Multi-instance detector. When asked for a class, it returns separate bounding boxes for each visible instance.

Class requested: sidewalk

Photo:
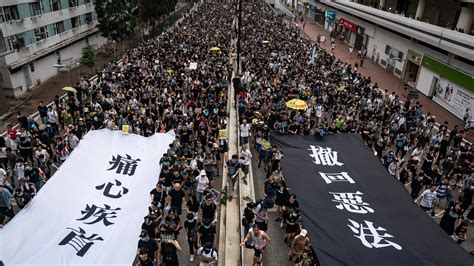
[0,38,134,133]
[298,19,474,143]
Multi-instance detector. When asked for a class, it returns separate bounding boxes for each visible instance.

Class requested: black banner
[273,133,472,265]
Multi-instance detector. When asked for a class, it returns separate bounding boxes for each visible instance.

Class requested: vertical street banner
[272,133,472,266]
[0,129,175,265]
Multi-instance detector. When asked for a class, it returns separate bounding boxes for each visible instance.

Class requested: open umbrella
[285,99,308,110]
[62,86,77,93]
[209,47,221,51]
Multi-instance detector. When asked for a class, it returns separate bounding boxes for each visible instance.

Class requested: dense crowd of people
[0,0,235,264]
[234,1,473,264]
[0,0,472,264]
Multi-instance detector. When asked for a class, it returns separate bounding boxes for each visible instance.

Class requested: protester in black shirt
[159,166,173,193]
[136,247,153,266]
[149,183,166,209]
[199,195,217,223]
[198,218,216,246]
[171,170,184,187]
[160,239,181,266]
[168,183,185,216]
[184,212,199,262]
[137,231,158,263]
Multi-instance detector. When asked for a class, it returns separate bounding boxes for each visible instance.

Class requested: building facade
[305,0,473,120]
[0,0,107,97]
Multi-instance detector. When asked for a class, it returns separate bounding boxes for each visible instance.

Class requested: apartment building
[0,0,107,97]
[291,0,473,120]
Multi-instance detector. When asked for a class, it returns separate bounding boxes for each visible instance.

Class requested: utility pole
[137,0,143,43]
[236,0,242,74]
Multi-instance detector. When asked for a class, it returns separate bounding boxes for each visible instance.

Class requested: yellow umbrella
[209,47,221,51]
[286,99,308,110]
[62,86,77,93]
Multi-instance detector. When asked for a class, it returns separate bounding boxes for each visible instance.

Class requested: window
[34,26,48,41]
[29,2,43,16]
[3,6,20,21]
[0,9,5,23]
[84,0,92,3]
[85,13,93,23]
[11,35,26,50]
[68,0,78,8]
[0,34,7,53]
[51,0,61,11]
[71,16,80,28]
[54,21,65,34]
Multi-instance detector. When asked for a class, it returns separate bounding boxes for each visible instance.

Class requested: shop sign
[326,10,335,20]
[339,18,358,32]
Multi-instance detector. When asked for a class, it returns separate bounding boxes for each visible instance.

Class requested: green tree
[80,46,96,74]
[95,0,137,42]
[141,0,178,25]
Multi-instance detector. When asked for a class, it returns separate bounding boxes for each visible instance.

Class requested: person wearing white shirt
[34,147,49,163]
[240,144,252,184]
[196,170,209,203]
[240,120,251,145]
[68,132,80,150]
[47,106,58,132]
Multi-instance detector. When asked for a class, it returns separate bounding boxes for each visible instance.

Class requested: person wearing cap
[290,229,310,263]
[225,154,241,201]
[196,170,209,203]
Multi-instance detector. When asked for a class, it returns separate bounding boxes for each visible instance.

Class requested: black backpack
[162,242,175,262]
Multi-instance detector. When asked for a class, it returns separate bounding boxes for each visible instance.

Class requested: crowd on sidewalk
[233,1,473,264]
[0,0,236,264]
[1,0,473,264]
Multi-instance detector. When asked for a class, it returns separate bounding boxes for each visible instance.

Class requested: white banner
[0,129,174,265]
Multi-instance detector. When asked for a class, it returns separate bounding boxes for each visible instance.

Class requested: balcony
[2,21,99,69]
[321,1,474,61]
[0,4,95,37]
